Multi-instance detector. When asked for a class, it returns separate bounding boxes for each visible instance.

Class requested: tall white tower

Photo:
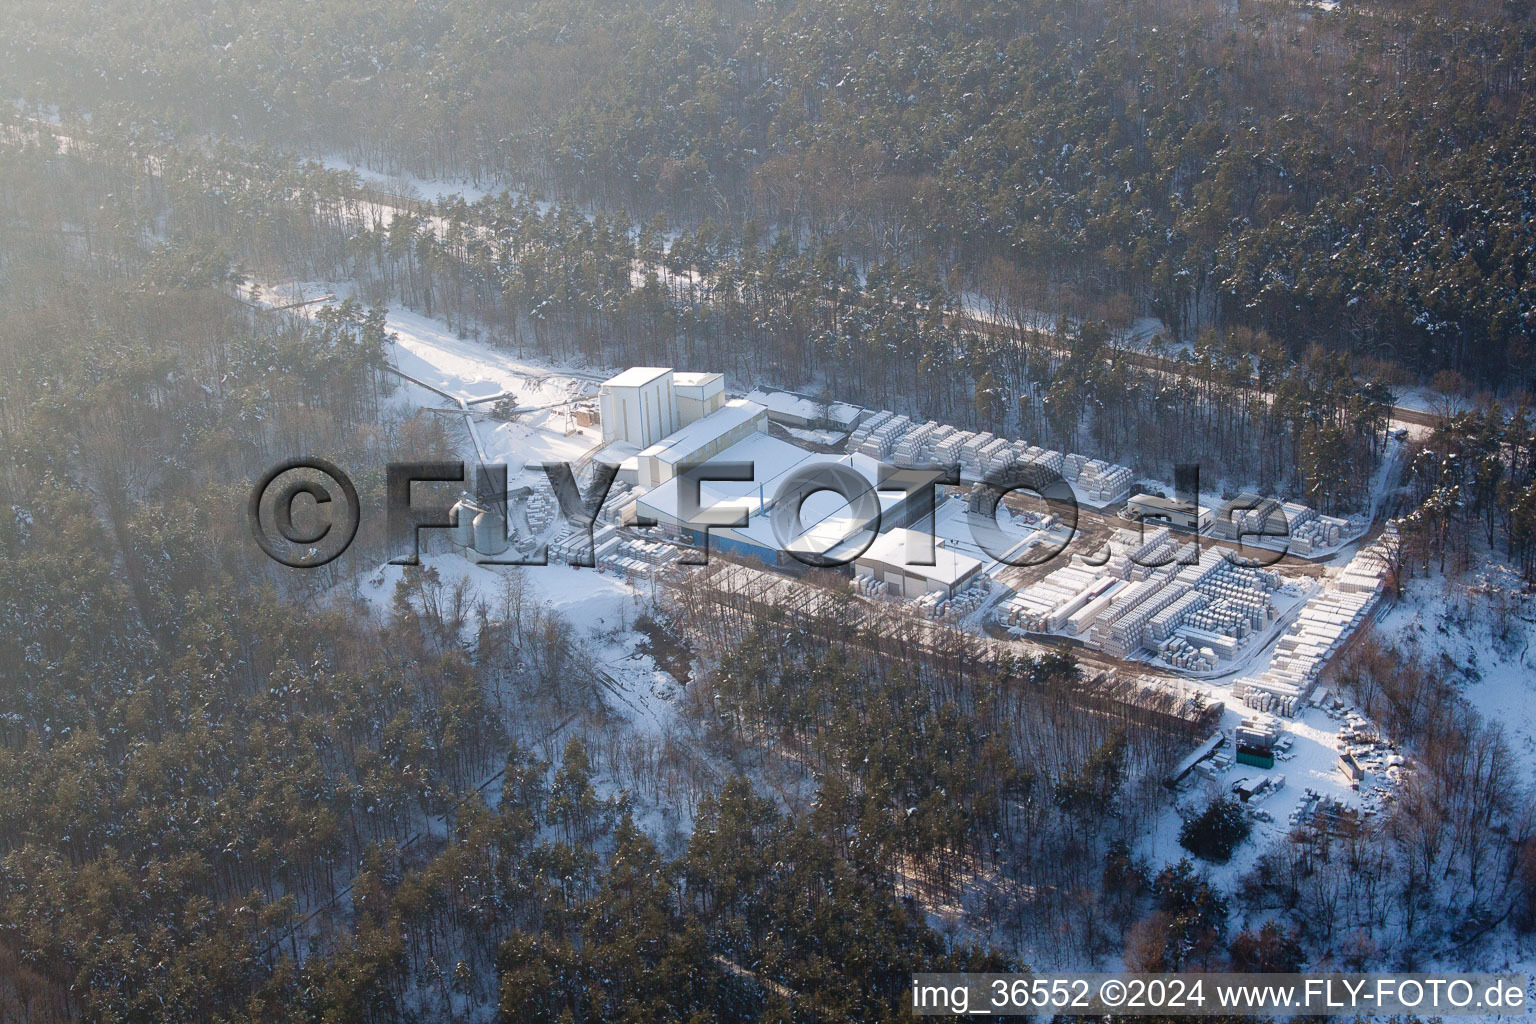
[598,367,677,447]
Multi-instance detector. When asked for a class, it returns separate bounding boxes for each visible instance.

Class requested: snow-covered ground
[1375,564,1536,785]
[350,552,679,735]
[317,154,499,204]
[1395,385,1472,418]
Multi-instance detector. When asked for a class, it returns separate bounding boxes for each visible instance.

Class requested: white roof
[635,434,905,530]
[637,399,765,465]
[746,388,823,420]
[602,366,672,389]
[856,528,985,586]
[592,440,640,465]
[672,371,723,389]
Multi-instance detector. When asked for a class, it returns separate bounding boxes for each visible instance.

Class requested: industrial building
[744,387,864,432]
[596,366,770,489]
[672,372,727,423]
[598,367,678,448]
[634,399,769,489]
[1126,493,1213,532]
[632,432,925,568]
[854,528,985,598]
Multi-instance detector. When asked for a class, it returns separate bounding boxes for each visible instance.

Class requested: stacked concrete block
[857,414,913,459]
[892,421,941,467]
[847,410,894,450]
[1149,590,1209,641]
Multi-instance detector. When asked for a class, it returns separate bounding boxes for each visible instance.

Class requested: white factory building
[599,367,678,448]
[1126,493,1213,532]
[594,365,998,597]
[597,367,765,488]
[635,400,768,489]
[853,528,985,598]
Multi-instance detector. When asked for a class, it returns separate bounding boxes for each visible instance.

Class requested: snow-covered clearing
[1375,563,1536,786]
[317,153,498,204]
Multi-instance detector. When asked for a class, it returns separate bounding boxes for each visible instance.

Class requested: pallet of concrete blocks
[525,487,558,532]
[1283,502,1347,554]
[1095,552,1133,580]
[1236,712,1281,751]
[932,430,971,465]
[1103,576,1193,658]
[1061,452,1087,481]
[1003,567,1107,631]
[1236,675,1302,717]
[857,414,913,459]
[548,523,617,564]
[1174,625,1238,660]
[620,538,678,567]
[1335,536,1393,594]
[852,573,884,597]
[1088,576,1167,649]
[613,556,655,580]
[1075,459,1125,503]
[1159,635,1218,671]
[980,438,1018,477]
[941,585,988,621]
[892,422,941,467]
[959,432,996,475]
[911,591,945,618]
[1127,527,1177,579]
[1066,581,1124,635]
[847,409,894,450]
[1184,601,1255,640]
[595,481,632,524]
[1149,590,1209,641]
[1023,446,1065,476]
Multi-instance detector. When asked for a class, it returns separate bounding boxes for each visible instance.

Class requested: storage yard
[410,360,1396,733]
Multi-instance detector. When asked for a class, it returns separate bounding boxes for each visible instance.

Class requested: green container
[1236,749,1275,770]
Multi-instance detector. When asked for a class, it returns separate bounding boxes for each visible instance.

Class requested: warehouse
[854,529,985,599]
[633,433,926,566]
[634,399,769,488]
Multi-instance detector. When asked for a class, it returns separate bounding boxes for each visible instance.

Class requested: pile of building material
[546,523,681,578]
[525,488,558,534]
[1020,445,1065,476]
[1069,458,1135,505]
[1209,494,1355,554]
[1235,713,1282,768]
[1096,567,1214,658]
[842,411,1132,502]
[852,572,886,598]
[1208,493,1283,542]
[854,414,913,459]
[1003,523,1282,666]
[847,410,893,447]
[1149,591,1210,642]
[1336,521,1398,593]
[1279,502,1352,554]
[915,577,992,621]
[548,523,618,564]
[893,422,950,467]
[593,480,633,525]
[1183,563,1279,636]
[1233,531,1393,715]
[1001,566,1120,632]
[1157,635,1219,671]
